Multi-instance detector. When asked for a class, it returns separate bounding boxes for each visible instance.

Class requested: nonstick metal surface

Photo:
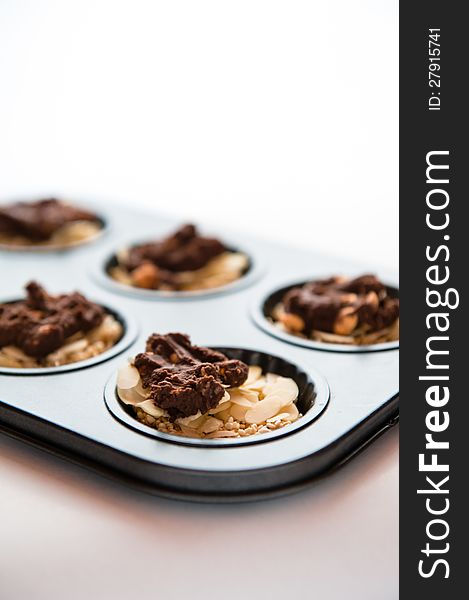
[0,201,399,500]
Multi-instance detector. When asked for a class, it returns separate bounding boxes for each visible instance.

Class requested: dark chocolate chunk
[0,198,99,241]
[283,287,343,333]
[134,333,249,418]
[336,274,387,297]
[0,282,105,358]
[125,224,226,274]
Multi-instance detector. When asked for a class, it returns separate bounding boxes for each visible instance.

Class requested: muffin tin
[0,201,399,501]
[92,235,264,300]
[252,279,400,353]
[105,347,330,447]
[0,201,108,252]
[0,299,138,375]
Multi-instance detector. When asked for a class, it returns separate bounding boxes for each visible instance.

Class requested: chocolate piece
[356,296,399,331]
[336,274,387,297]
[282,275,399,335]
[283,288,343,333]
[134,333,249,418]
[125,224,226,274]
[0,198,99,241]
[0,282,105,358]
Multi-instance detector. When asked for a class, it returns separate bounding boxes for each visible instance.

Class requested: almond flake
[245,396,282,424]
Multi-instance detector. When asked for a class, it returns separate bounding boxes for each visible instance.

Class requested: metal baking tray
[0,201,399,501]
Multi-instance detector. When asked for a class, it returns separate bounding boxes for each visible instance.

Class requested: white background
[0,2,398,599]
[0,0,398,270]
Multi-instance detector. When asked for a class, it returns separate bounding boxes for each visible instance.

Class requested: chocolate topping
[0,198,99,241]
[134,333,249,418]
[336,274,387,297]
[283,275,399,335]
[0,282,105,358]
[125,224,226,274]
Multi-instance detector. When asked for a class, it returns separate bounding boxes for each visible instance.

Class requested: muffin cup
[0,299,138,375]
[104,347,329,447]
[251,279,400,353]
[92,239,265,300]
[0,214,108,253]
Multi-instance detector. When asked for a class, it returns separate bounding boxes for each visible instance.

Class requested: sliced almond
[179,424,203,438]
[177,411,203,426]
[118,386,148,406]
[245,396,282,424]
[244,365,262,386]
[47,339,88,361]
[116,246,130,264]
[243,376,267,391]
[263,378,298,405]
[281,403,299,420]
[271,303,284,321]
[184,414,207,429]
[230,393,258,408]
[240,388,259,402]
[117,363,140,389]
[230,387,259,406]
[205,430,238,439]
[221,252,249,272]
[135,380,150,398]
[200,416,223,434]
[1,346,31,360]
[267,412,292,423]
[278,383,298,403]
[208,401,232,414]
[62,339,89,354]
[110,266,132,285]
[136,399,166,418]
[215,408,232,422]
[312,329,356,344]
[230,403,249,421]
[0,349,34,367]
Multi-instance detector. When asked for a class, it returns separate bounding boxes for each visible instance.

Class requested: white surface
[0,429,399,600]
[0,2,398,599]
[0,0,398,270]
